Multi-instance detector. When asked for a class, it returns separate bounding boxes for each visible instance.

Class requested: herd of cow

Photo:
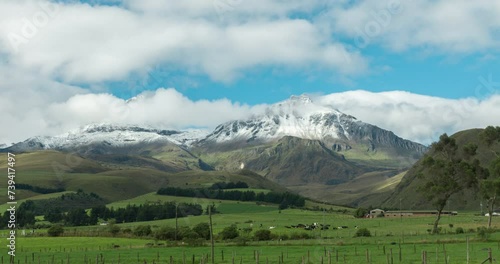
[282,223,352,231]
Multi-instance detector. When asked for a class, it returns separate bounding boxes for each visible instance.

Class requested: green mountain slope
[382,128,500,210]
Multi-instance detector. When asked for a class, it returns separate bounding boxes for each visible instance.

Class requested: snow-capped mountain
[200,95,426,155]
[5,124,208,152]
[202,95,355,143]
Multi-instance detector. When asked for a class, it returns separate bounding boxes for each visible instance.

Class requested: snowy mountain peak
[288,94,313,104]
[202,95,358,144]
[6,123,209,152]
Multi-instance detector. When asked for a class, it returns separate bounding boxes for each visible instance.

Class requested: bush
[220,224,239,240]
[47,225,64,237]
[183,237,205,246]
[154,226,176,240]
[278,234,289,240]
[178,226,199,240]
[354,228,371,237]
[107,220,120,236]
[254,229,272,241]
[290,232,311,240]
[353,208,368,218]
[477,227,493,240]
[193,223,211,240]
[133,225,152,237]
[455,227,464,234]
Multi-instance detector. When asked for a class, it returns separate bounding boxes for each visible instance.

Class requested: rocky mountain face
[2,95,428,205]
[198,95,427,167]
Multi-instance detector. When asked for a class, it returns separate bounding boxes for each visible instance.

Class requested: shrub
[254,229,271,241]
[353,208,368,218]
[47,225,64,237]
[107,220,120,236]
[133,225,152,237]
[178,226,199,240]
[220,224,239,240]
[477,227,493,240]
[193,223,211,240]
[183,237,205,246]
[278,234,289,240]
[154,226,176,240]
[455,227,464,234]
[354,228,371,237]
[290,232,311,240]
[108,224,121,236]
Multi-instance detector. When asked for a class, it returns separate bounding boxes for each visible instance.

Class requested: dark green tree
[154,226,176,240]
[17,201,36,227]
[133,225,152,237]
[481,157,500,228]
[254,229,272,241]
[47,225,64,237]
[44,208,64,223]
[220,224,239,240]
[193,222,211,240]
[65,208,90,226]
[353,207,368,218]
[417,134,478,234]
[480,126,500,146]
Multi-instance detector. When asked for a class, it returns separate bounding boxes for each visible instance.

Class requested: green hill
[0,151,290,205]
[382,128,500,211]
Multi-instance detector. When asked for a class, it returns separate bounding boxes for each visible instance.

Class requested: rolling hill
[382,128,500,210]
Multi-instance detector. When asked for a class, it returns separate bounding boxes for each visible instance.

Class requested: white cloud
[1,0,499,146]
[0,0,366,84]
[319,90,500,145]
[323,0,500,53]
[1,86,498,146]
[0,87,265,145]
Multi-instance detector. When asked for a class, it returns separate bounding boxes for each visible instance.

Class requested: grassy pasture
[4,196,500,263]
[10,231,500,264]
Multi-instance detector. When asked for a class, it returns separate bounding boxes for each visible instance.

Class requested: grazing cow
[269,226,276,230]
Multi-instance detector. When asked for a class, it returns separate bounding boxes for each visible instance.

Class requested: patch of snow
[13,124,209,151]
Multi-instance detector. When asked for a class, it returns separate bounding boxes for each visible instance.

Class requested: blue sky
[111,48,499,105]
[0,0,499,144]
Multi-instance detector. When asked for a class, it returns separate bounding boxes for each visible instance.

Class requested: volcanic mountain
[2,95,427,205]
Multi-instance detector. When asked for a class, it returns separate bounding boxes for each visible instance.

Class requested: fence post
[466,236,469,264]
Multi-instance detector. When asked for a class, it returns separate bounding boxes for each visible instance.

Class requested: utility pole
[400,198,402,222]
[209,205,215,264]
[175,203,178,241]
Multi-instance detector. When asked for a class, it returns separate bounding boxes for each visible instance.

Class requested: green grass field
[4,193,500,263]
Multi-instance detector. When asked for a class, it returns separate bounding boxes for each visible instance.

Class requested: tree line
[0,191,204,228]
[16,184,65,194]
[209,181,249,190]
[156,187,305,208]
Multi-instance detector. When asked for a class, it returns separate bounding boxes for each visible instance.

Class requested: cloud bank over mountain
[1,87,498,146]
